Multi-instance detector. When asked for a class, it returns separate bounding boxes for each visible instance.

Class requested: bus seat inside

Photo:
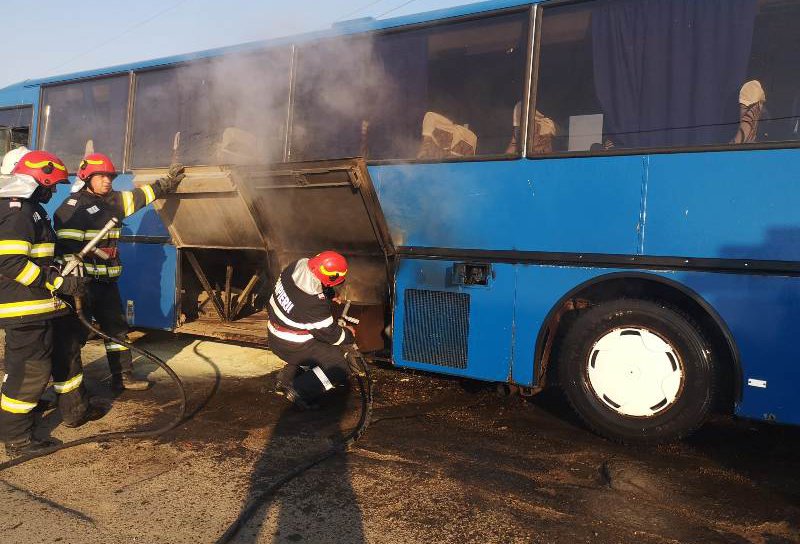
[732,79,766,144]
[416,111,477,159]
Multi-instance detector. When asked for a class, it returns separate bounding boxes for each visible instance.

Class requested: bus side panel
[370,158,645,254]
[512,265,606,386]
[677,271,800,425]
[116,242,177,330]
[392,258,515,382]
[510,265,800,425]
[645,149,800,261]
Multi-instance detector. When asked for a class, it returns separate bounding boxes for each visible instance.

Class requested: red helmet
[78,153,117,181]
[308,251,348,287]
[12,151,69,187]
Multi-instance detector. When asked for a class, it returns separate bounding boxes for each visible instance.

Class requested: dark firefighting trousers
[0,319,88,444]
[270,336,352,403]
[57,281,132,379]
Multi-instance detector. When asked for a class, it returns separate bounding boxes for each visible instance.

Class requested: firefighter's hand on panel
[156,163,186,193]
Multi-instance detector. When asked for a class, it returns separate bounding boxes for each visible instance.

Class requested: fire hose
[215,305,374,543]
[0,217,188,471]
[1,216,374,541]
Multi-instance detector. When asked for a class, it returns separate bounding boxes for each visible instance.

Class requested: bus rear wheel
[559,299,715,444]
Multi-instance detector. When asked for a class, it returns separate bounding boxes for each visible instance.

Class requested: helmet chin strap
[31,185,54,203]
[322,285,336,300]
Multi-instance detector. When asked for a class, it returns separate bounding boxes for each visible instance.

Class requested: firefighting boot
[4,437,61,458]
[62,401,110,429]
[111,372,152,392]
[32,391,58,413]
[275,365,300,393]
[281,366,334,410]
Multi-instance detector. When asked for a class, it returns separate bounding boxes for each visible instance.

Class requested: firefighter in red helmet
[0,151,100,457]
[267,251,356,408]
[53,153,185,391]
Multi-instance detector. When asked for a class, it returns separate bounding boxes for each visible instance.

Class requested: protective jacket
[267,259,355,346]
[0,198,68,325]
[54,183,164,281]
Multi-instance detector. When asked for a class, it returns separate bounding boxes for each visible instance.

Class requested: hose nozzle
[61,217,119,277]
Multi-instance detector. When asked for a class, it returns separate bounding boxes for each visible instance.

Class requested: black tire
[559,299,715,444]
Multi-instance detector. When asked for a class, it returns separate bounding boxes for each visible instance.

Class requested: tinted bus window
[0,106,32,165]
[531,0,800,156]
[131,49,291,168]
[745,0,800,145]
[291,11,529,162]
[39,76,129,171]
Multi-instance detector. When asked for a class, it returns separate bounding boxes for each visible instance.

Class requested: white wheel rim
[587,327,684,417]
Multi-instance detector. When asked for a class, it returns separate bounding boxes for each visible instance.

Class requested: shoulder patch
[87,205,100,214]
[32,211,41,222]
[67,199,77,206]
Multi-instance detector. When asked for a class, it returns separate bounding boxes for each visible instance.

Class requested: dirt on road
[1,331,799,544]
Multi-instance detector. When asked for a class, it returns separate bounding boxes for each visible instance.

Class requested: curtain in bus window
[591,0,758,149]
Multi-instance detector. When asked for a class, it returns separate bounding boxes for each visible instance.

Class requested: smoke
[141,11,526,307]
[149,35,402,304]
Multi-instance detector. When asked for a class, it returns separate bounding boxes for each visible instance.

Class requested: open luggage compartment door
[134,159,393,344]
[133,165,267,250]
[231,158,394,304]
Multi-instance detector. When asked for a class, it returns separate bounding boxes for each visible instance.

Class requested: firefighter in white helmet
[0,151,100,457]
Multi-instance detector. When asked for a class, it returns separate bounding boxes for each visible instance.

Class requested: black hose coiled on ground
[215,352,373,544]
[0,298,187,471]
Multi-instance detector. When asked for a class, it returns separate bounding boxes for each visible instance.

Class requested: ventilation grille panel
[402,289,469,369]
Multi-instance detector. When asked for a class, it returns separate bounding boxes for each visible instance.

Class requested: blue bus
[2,0,800,443]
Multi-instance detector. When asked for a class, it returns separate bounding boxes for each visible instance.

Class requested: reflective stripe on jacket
[53,183,163,281]
[0,199,69,324]
[266,260,354,346]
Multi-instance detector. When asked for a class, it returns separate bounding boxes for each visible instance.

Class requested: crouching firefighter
[53,154,185,391]
[268,251,357,409]
[0,151,99,457]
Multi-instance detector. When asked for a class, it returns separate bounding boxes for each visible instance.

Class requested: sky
[0,0,478,89]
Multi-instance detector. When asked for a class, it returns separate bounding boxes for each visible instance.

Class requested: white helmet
[0,146,30,175]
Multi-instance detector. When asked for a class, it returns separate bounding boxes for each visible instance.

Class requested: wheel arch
[532,271,742,411]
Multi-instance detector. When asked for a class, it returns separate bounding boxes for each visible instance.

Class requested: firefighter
[0,151,98,457]
[267,251,356,409]
[53,154,185,391]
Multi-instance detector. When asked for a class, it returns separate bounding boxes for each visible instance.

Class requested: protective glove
[51,275,90,297]
[156,163,186,193]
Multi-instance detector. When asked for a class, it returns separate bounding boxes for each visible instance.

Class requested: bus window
[39,76,129,171]
[0,106,32,166]
[531,0,800,155]
[741,0,800,145]
[291,11,529,162]
[131,48,291,168]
